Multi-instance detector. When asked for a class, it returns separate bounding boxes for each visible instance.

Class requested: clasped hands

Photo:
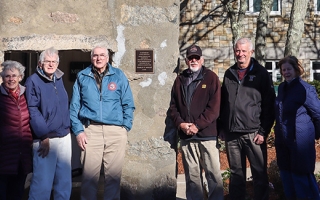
[180,122,198,136]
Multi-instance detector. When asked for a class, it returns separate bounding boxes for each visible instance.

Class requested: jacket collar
[82,63,115,77]
[36,66,64,82]
[0,84,25,96]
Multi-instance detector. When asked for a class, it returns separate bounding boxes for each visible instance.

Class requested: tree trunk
[224,0,247,51]
[255,0,274,66]
[284,0,309,57]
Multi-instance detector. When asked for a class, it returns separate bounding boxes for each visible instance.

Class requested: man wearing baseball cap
[169,45,223,200]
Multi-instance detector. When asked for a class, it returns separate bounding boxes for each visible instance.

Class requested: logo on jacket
[249,75,256,81]
[202,84,206,88]
[108,82,117,91]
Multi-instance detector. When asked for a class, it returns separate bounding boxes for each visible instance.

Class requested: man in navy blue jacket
[25,47,72,200]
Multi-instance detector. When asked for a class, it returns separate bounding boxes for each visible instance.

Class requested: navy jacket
[275,77,320,174]
[25,68,70,139]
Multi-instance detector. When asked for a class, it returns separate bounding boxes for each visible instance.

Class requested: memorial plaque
[135,49,154,73]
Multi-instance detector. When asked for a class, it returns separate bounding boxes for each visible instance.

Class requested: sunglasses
[187,55,201,61]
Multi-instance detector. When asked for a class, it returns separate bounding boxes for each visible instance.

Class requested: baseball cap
[186,45,202,58]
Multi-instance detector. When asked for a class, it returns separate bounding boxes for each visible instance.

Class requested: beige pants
[180,139,224,200]
[80,124,127,200]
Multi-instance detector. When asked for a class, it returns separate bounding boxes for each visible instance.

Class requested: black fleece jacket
[220,58,275,137]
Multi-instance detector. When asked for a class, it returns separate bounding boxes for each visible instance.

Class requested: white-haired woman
[0,60,32,200]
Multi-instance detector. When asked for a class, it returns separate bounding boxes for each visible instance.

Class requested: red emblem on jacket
[108,82,117,91]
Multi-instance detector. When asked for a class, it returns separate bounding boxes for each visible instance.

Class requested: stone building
[1,0,180,199]
[180,0,320,82]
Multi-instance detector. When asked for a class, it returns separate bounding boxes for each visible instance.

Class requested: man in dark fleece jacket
[219,37,275,200]
[170,45,223,200]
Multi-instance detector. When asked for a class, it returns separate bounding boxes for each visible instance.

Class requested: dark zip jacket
[170,66,221,140]
[220,58,275,136]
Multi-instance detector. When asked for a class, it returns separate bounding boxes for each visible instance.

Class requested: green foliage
[221,168,231,192]
[308,80,320,98]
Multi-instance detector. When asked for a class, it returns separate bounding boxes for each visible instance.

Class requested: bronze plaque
[135,49,154,73]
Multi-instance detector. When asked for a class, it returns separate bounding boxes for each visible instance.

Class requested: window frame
[246,0,281,15]
[266,60,281,82]
[310,60,320,81]
[314,0,320,15]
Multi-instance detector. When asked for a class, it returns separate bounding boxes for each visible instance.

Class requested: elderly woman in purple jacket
[275,56,320,200]
[0,60,32,200]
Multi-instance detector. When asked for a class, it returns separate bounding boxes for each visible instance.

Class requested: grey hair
[39,47,60,63]
[90,44,110,58]
[234,37,253,51]
[0,60,26,79]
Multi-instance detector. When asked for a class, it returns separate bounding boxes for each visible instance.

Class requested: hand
[180,123,192,135]
[253,133,264,145]
[189,124,199,135]
[38,138,50,158]
[76,132,88,151]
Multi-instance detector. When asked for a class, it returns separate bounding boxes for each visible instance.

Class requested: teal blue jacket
[70,64,135,135]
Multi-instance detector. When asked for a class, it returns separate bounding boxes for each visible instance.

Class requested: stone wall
[0,0,180,199]
[180,0,320,80]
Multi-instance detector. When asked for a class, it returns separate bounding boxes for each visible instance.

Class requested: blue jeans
[280,170,320,200]
[29,134,72,200]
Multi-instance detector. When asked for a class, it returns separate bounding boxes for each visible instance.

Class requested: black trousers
[225,132,269,200]
[0,173,27,200]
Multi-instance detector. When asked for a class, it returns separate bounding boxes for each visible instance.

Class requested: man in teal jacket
[70,44,135,200]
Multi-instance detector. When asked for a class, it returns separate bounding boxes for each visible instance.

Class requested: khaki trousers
[180,139,224,200]
[80,124,127,200]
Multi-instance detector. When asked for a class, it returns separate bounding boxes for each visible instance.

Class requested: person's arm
[25,78,50,139]
[169,79,185,129]
[259,70,276,137]
[25,77,51,157]
[70,78,84,136]
[304,85,320,139]
[120,73,135,131]
[70,78,88,150]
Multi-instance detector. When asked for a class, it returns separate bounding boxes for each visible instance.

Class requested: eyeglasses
[4,74,20,79]
[187,55,201,61]
[92,54,108,59]
[43,60,59,65]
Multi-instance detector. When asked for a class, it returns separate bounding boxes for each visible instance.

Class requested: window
[266,61,281,82]
[310,61,320,81]
[314,0,320,14]
[246,0,281,15]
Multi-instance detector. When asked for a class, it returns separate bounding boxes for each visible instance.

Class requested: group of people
[1,37,320,200]
[170,37,320,200]
[0,45,135,200]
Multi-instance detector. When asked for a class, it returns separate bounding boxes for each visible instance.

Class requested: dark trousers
[226,132,269,200]
[0,173,27,200]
